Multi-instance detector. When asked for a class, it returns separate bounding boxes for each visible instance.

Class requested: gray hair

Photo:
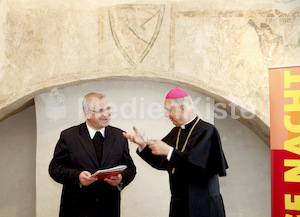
[82,93,106,111]
[172,95,194,110]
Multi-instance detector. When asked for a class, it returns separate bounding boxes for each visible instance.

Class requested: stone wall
[0,0,300,144]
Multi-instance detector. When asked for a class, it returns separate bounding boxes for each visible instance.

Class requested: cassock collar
[180,115,198,129]
[86,122,105,139]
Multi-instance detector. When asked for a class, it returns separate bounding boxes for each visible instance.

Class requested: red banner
[269,66,300,217]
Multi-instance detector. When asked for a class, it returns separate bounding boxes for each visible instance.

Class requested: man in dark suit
[49,92,136,217]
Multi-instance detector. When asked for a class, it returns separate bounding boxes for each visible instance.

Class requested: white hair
[82,93,105,111]
[172,95,194,110]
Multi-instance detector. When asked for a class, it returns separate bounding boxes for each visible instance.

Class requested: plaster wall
[0,106,36,217]
[0,0,300,145]
[35,80,214,217]
[33,80,269,217]
[0,80,270,217]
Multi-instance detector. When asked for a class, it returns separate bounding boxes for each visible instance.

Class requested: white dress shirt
[86,122,105,139]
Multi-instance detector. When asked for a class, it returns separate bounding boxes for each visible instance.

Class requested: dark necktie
[92,131,104,165]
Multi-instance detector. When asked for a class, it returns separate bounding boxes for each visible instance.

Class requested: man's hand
[147,139,172,156]
[79,171,98,186]
[123,126,147,149]
[104,174,122,187]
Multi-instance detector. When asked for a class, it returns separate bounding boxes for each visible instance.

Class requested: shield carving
[109,5,165,67]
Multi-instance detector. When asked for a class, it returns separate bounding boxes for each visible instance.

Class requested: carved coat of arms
[109,5,165,67]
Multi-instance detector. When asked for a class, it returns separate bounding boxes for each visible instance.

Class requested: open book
[90,165,127,179]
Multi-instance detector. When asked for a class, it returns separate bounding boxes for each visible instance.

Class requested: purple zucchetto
[165,87,188,99]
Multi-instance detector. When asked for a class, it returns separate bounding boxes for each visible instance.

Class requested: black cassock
[138,117,228,217]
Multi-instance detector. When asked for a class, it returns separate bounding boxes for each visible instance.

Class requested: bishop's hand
[123,126,147,149]
[147,139,172,156]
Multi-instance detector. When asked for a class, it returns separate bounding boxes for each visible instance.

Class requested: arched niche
[34,79,270,217]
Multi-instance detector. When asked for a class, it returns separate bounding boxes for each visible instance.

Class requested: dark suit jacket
[49,123,136,217]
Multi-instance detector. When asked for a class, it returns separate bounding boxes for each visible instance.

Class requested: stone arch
[0,75,270,146]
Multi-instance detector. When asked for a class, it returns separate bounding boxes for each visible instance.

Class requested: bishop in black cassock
[123,87,228,217]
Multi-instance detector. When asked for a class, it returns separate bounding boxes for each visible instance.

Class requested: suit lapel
[78,123,99,167]
[101,126,116,165]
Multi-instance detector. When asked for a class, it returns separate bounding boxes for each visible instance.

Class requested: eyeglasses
[89,106,111,114]
[141,132,153,143]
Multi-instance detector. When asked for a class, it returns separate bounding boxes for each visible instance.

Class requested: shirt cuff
[138,145,147,152]
[166,147,174,161]
[117,182,124,191]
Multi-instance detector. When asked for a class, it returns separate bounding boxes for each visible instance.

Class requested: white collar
[180,115,197,129]
[86,122,105,139]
